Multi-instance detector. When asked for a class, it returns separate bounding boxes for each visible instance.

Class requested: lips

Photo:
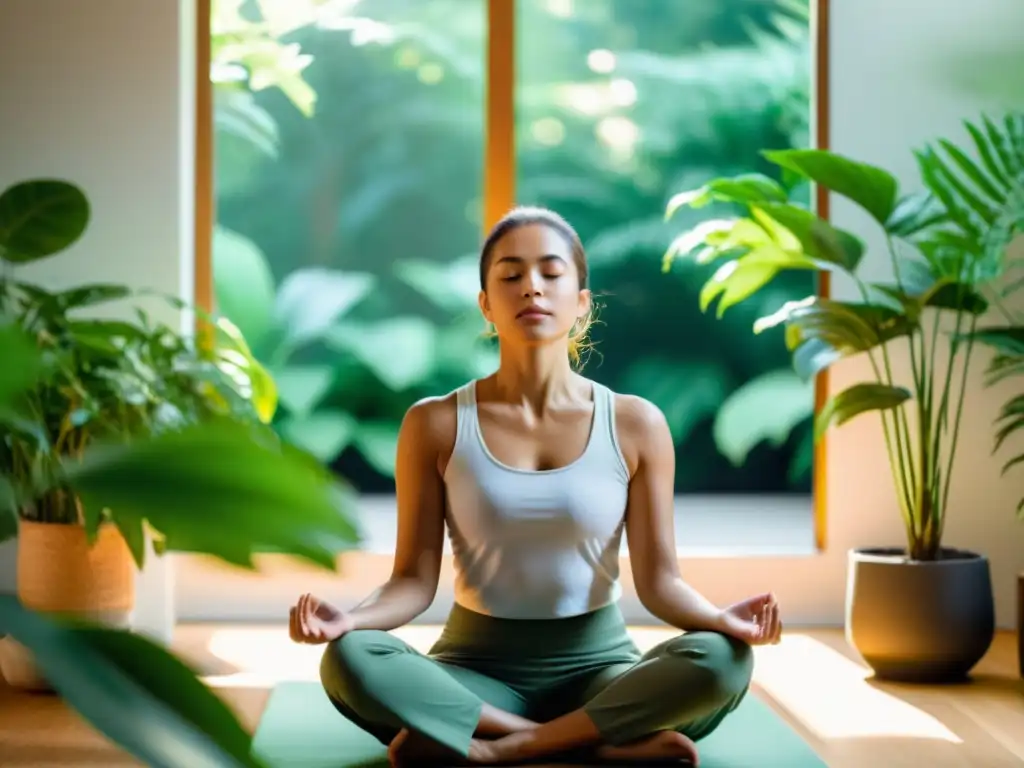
[516,306,551,318]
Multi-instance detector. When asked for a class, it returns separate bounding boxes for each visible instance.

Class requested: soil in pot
[846,547,995,683]
[0,520,135,691]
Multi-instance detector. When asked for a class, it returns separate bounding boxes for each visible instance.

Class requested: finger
[288,606,298,642]
[298,593,312,639]
[766,602,779,643]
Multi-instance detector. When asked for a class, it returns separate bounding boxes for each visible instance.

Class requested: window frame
[193,0,832,552]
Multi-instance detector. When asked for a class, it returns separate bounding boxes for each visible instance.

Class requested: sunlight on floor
[202,625,963,747]
[753,635,963,743]
[203,625,446,687]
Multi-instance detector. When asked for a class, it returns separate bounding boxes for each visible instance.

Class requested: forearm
[347,577,434,631]
[640,574,725,632]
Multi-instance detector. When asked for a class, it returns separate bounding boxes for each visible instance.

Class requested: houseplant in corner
[0,177,277,689]
[662,112,1023,682]
[962,250,1024,678]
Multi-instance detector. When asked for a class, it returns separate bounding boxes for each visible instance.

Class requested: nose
[521,270,543,296]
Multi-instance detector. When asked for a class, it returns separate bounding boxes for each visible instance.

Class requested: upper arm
[617,395,681,600]
[390,395,454,594]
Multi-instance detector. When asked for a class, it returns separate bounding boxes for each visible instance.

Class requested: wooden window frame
[194,0,832,551]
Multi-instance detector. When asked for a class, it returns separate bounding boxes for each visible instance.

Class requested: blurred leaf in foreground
[0,596,265,768]
[63,420,362,570]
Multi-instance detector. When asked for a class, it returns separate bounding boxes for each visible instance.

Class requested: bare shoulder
[610,392,672,476]
[401,389,459,472]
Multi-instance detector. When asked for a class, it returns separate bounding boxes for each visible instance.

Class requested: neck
[493,344,576,410]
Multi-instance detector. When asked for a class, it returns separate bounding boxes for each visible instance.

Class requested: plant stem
[855,276,917,537]
[939,312,978,545]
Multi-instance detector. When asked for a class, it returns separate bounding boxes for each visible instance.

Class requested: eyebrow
[494,254,567,267]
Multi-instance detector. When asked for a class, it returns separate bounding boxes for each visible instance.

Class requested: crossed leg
[320,629,753,765]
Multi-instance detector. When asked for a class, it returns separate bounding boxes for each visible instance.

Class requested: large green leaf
[872,257,989,317]
[754,202,865,270]
[272,364,335,417]
[763,149,899,226]
[0,597,264,768]
[0,482,17,543]
[278,409,357,464]
[274,269,375,348]
[63,420,361,570]
[0,179,90,263]
[961,325,1024,356]
[354,421,402,477]
[213,226,276,351]
[885,190,949,238]
[815,383,912,440]
[328,317,437,391]
[0,322,41,407]
[619,358,729,444]
[713,368,814,466]
[697,239,820,317]
[755,297,914,379]
[664,173,788,218]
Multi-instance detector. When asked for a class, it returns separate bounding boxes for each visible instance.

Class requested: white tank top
[442,380,630,619]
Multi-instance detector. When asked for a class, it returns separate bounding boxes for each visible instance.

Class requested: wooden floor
[0,625,1021,767]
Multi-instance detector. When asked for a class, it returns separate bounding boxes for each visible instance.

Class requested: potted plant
[0,178,277,690]
[663,112,1022,682]
[0,321,364,766]
[968,322,1023,677]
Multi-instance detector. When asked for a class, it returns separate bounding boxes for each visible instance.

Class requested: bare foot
[596,730,700,765]
[388,728,465,767]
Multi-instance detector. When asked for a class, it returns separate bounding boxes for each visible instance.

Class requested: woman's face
[479,223,591,349]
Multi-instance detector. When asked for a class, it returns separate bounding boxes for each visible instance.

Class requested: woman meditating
[289,206,783,766]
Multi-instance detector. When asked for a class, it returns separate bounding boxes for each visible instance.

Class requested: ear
[478,290,492,323]
[577,288,592,321]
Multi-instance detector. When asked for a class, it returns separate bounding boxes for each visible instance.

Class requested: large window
[207,0,818,502]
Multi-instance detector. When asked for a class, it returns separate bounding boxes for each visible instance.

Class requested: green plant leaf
[0,483,17,543]
[619,359,729,444]
[213,226,276,351]
[328,317,437,391]
[0,179,90,263]
[815,383,912,440]
[700,259,779,317]
[274,269,375,348]
[63,420,361,570]
[0,322,41,407]
[885,191,948,237]
[114,516,147,570]
[0,597,264,768]
[755,297,914,377]
[277,409,357,464]
[754,202,865,270]
[665,173,788,218]
[960,325,1024,356]
[763,149,899,225]
[713,369,814,466]
[393,255,480,313]
[273,364,335,417]
[354,421,401,477]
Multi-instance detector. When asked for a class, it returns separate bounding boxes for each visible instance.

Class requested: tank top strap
[589,382,629,481]
[454,380,479,448]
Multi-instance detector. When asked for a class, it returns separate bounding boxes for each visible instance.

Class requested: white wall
[0,0,195,644]
[2,0,1022,640]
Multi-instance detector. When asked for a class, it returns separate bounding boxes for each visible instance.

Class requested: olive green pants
[319,603,753,758]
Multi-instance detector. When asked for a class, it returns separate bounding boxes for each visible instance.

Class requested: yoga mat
[252,682,826,767]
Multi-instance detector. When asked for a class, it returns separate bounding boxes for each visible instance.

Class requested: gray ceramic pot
[845,547,995,683]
